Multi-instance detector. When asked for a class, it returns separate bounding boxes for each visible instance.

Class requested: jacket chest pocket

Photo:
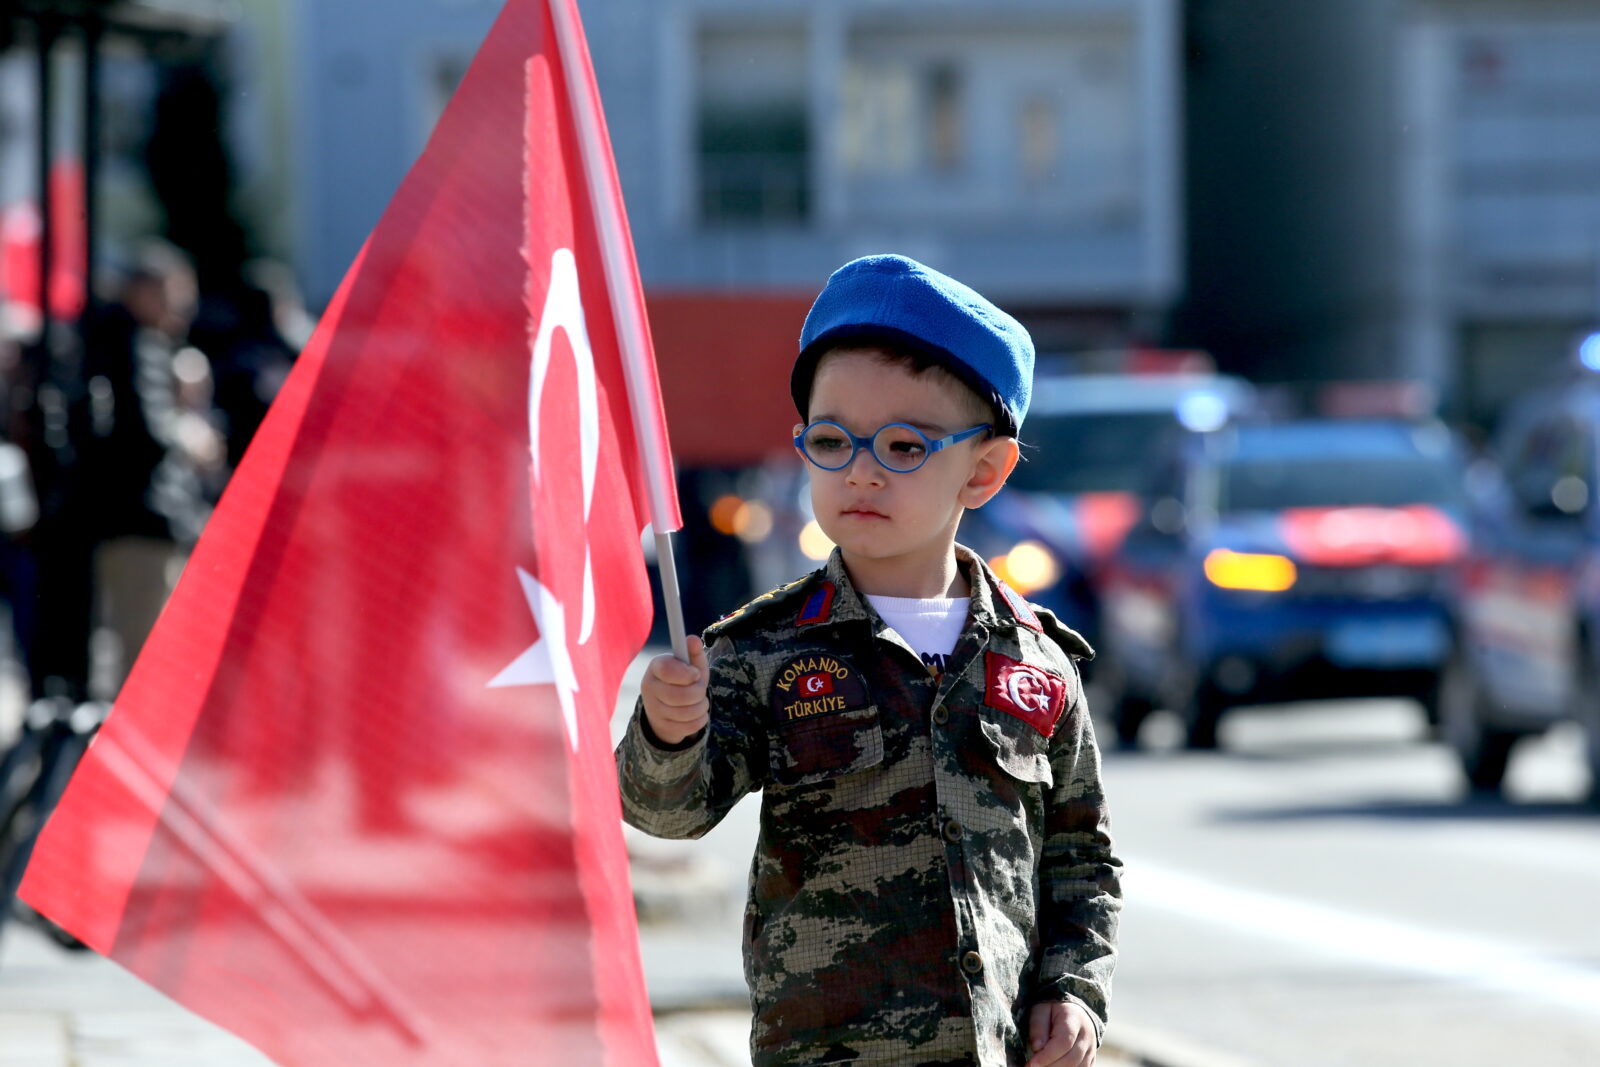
[977,712,1054,786]
[769,705,883,787]
[973,650,1068,785]
[766,651,881,786]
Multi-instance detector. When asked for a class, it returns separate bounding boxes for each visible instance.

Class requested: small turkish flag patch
[984,652,1068,737]
[798,672,834,696]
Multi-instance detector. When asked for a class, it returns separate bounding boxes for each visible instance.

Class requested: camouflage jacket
[616,547,1121,1067]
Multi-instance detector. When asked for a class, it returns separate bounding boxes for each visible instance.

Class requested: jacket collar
[807,545,1040,634]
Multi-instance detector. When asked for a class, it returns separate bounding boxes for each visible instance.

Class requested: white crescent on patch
[1006,667,1051,716]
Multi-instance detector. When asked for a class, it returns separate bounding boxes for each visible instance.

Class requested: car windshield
[1217,456,1464,512]
[1010,412,1181,493]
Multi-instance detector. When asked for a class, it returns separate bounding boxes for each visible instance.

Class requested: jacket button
[932,704,950,725]
[961,950,984,975]
[942,818,963,842]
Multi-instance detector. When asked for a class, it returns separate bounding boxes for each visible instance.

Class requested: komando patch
[770,652,870,724]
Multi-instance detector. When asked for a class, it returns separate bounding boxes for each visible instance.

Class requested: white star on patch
[488,567,581,750]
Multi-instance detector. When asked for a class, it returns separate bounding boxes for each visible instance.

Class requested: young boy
[615,254,1121,1067]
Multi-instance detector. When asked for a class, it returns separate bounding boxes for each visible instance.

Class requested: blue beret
[793,254,1034,436]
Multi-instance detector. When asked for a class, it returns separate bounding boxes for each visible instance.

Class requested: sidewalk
[4,898,1185,1067]
[0,920,273,1066]
[0,916,754,1067]
[1,881,1224,1067]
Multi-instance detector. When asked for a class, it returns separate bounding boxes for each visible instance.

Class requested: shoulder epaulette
[794,580,836,626]
[994,578,1044,633]
[703,572,818,640]
[1035,606,1095,661]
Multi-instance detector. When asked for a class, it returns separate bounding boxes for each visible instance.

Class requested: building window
[840,59,965,177]
[696,25,809,226]
[840,65,916,176]
[1019,92,1059,186]
[698,105,809,224]
[927,62,963,174]
[836,27,1137,227]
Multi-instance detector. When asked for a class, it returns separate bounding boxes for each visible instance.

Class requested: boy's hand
[1026,1000,1096,1067]
[640,636,710,746]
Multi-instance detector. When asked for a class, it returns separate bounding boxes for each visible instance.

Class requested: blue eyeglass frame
[793,419,993,473]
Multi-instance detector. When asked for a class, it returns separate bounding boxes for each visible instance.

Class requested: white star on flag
[489,567,581,750]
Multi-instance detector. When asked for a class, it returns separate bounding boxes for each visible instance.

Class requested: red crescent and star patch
[984,651,1068,737]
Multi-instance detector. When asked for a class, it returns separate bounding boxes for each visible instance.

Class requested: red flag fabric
[20,2,673,1064]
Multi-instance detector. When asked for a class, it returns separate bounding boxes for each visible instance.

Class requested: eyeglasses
[794,420,992,474]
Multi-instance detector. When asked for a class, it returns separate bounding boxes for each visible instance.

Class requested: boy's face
[799,348,1017,582]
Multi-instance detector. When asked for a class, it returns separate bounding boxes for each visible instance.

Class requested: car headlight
[1204,549,1297,592]
[991,540,1060,595]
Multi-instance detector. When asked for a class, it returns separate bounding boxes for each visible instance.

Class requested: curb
[648,1000,1252,1067]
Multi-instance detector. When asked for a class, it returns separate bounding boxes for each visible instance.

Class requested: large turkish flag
[19,1,675,1064]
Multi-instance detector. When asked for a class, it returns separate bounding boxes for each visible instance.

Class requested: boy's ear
[959,436,1020,509]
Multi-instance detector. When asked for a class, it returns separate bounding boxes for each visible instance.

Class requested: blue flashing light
[1580,332,1600,372]
[1177,391,1229,433]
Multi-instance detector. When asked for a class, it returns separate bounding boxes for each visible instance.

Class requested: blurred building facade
[273,0,1183,462]
[1182,0,1600,428]
[15,1,1589,441]
[1399,1,1600,429]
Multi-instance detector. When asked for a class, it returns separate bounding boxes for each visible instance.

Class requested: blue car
[1099,418,1470,749]
[1440,368,1600,799]
[958,372,1255,658]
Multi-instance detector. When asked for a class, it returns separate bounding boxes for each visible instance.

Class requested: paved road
[1105,698,1600,1066]
[629,689,1600,1066]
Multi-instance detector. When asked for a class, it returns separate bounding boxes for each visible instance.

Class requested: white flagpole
[548,0,690,662]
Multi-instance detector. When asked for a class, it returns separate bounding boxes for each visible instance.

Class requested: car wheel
[1573,647,1600,808]
[1183,675,1227,751]
[1414,669,1444,735]
[1438,649,1520,796]
[1114,696,1154,749]
[1097,652,1153,749]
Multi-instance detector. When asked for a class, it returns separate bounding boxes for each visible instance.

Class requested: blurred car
[1439,365,1600,800]
[959,372,1256,655]
[1099,418,1471,749]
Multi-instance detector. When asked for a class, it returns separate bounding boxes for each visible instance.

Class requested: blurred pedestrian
[616,255,1121,1067]
[187,258,305,470]
[0,331,39,705]
[81,240,223,689]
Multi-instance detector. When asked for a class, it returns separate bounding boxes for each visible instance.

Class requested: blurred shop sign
[646,290,814,466]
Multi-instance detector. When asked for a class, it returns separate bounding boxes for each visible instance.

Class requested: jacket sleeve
[614,634,769,840]
[1031,672,1123,1041]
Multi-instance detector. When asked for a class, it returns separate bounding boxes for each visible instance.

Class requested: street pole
[35,15,56,348]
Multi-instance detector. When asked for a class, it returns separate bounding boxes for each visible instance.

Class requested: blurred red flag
[1,158,88,321]
[20,1,676,1064]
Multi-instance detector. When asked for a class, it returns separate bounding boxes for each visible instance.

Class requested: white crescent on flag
[488,248,601,751]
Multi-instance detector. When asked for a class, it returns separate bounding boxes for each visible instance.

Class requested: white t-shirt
[865,594,971,679]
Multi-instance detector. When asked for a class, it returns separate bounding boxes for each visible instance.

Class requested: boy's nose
[844,446,888,486]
